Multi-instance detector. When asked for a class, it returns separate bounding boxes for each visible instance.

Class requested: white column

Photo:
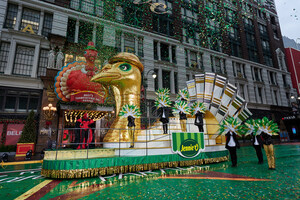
[92,23,97,43]
[168,45,172,63]
[5,39,16,75]
[121,32,124,52]
[38,10,44,35]
[14,4,22,31]
[134,36,138,55]
[31,43,40,78]
[75,19,79,43]
[158,67,163,88]
[170,70,175,94]
[157,42,161,60]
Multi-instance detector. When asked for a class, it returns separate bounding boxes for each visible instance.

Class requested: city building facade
[0,0,294,149]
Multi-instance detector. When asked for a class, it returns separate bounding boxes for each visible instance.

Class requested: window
[4,4,18,29]
[124,33,135,53]
[190,51,197,68]
[273,90,278,105]
[20,8,40,34]
[13,45,35,76]
[42,13,53,37]
[138,37,144,57]
[38,49,49,77]
[152,1,174,36]
[153,15,174,36]
[211,56,225,74]
[78,21,93,44]
[153,41,158,60]
[1,88,41,112]
[174,71,178,93]
[66,18,76,42]
[269,72,277,85]
[239,84,245,98]
[282,74,288,87]
[257,87,263,103]
[0,42,10,73]
[172,46,176,63]
[233,62,246,78]
[70,0,104,16]
[160,43,169,62]
[252,67,263,82]
[117,2,143,27]
[162,70,170,90]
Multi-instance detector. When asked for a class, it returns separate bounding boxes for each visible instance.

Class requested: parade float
[41,42,252,179]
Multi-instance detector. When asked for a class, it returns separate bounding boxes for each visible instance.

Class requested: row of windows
[0,41,48,77]
[0,88,41,113]
[4,4,53,37]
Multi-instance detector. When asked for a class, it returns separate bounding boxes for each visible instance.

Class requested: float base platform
[41,150,229,179]
[44,148,115,160]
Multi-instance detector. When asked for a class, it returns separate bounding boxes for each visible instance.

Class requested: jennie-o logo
[172,132,205,158]
[180,139,199,158]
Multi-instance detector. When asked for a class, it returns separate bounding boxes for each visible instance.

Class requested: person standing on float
[127,115,136,148]
[158,106,169,134]
[194,110,204,132]
[154,89,172,134]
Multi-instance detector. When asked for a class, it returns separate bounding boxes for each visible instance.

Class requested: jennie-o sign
[172,132,205,158]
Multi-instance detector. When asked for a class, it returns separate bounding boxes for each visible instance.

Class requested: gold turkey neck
[90,59,142,142]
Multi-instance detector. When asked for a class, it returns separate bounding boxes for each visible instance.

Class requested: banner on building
[171,132,205,158]
[5,124,24,145]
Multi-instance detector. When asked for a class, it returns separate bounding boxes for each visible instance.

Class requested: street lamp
[290,95,300,117]
[43,103,57,123]
[142,69,157,120]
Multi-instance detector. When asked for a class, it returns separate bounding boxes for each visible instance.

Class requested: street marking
[15,180,52,200]
[0,160,42,166]
[0,168,41,174]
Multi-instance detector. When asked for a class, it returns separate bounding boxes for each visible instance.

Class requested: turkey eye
[118,63,132,71]
[84,51,87,54]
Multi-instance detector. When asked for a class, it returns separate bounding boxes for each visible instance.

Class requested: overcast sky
[274,0,300,41]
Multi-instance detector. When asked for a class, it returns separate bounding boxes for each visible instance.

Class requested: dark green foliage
[18,111,36,143]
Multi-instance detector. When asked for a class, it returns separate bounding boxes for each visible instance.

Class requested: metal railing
[46,118,224,160]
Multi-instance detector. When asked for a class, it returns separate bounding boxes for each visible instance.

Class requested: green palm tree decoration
[176,88,189,101]
[155,95,172,108]
[218,117,243,136]
[190,101,206,115]
[155,88,170,98]
[172,101,190,116]
[119,104,141,118]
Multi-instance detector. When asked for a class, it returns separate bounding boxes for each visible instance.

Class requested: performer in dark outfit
[179,111,187,132]
[75,113,94,149]
[261,131,275,169]
[194,110,204,132]
[127,115,136,148]
[225,130,240,167]
[251,132,264,164]
[158,107,169,134]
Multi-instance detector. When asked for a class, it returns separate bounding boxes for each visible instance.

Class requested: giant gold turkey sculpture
[91,52,143,143]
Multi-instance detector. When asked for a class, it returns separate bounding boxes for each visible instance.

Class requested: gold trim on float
[41,156,229,179]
